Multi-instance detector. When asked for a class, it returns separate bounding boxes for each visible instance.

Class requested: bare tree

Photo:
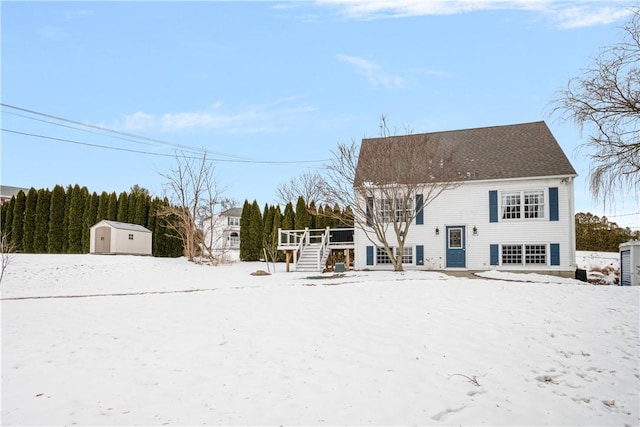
[0,231,15,285]
[552,8,640,203]
[158,151,226,263]
[324,115,463,271]
[276,170,329,206]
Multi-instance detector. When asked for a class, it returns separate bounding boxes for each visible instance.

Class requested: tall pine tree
[67,184,86,253]
[106,192,118,220]
[294,196,311,230]
[11,190,26,251]
[34,189,51,253]
[22,188,38,253]
[116,191,128,222]
[96,191,109,222]
[282,202,294,231]
[247,200,263,261]
[81,190,97,253]
[134,193,149,226]
[47,185,66,253]
[3,197,15,242]
[239,199,252,261]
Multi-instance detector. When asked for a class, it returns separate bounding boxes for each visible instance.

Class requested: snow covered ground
[1,253,638,426]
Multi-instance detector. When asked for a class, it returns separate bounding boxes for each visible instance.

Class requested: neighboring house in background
[203,207,242,252]
[354,121,578,277]
[0,185,30,205]
[90,220,152,255]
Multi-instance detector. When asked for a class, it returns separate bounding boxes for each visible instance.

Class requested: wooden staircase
[296,243,329,272]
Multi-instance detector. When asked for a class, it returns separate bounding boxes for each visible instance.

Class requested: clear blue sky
[2,1,638,229]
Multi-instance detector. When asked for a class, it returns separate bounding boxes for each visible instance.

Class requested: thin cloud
[337,54,405,88]
[550,6,634,29]
[317,0,634,28]
[113,99,316,133]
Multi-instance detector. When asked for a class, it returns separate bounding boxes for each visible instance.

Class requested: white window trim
[375,246,414,265]
[500,189,546,221]
[500,243,548,266]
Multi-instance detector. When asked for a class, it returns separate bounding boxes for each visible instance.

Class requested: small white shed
[619,241,640,286]
[90,220,152,256]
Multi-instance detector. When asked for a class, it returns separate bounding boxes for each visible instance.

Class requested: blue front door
[446,226,466,268]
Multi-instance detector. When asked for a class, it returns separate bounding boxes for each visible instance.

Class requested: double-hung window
[395,197,414,222]
[378,197,414,223]
[501,190,545,220]
[524,191,544,219]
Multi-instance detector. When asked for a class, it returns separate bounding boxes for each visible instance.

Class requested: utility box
[619,241,640,286]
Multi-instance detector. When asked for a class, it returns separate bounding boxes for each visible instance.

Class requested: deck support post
[285,250,292,272]
[346,249,351,271]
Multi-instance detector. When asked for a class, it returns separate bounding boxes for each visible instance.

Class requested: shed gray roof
[356,121,577,183]
[96,220,152,233]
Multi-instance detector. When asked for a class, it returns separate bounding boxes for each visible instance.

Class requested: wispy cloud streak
[113,99,315,133]
[318,1,634,28]
[336,54,405,88]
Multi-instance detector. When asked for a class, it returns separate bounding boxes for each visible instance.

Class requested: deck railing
[277,227,354,249]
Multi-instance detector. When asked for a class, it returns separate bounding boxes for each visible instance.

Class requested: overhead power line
[1,102,249,160]
[1,128,327,165]
[1,103,330,165]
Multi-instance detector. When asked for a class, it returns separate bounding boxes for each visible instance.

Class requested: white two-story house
[353,121,578,277]
[202,207,242,252]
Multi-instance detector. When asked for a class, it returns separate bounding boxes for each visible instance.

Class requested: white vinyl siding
[354,177,575,274]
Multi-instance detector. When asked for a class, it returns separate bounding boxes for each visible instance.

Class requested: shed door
[621,250,631,286]
[446,226,466,268]
[95,226,111,253]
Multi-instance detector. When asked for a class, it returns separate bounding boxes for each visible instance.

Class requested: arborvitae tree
[116,191,128,222]
[0,200,6,237]
[308,200,319,229]
[11,190,26,251]
[294,196,311,230]
[272,205,284,262]
[66,184,85,253]
[82,190,98,253]
[247,200,263,261]
[22,188,38,253]
[134,193,149,226]
[61,185,73,252]
[239,199,253,261]
[96,191,109,222]
[34,189,51,253]
[282,202,294,231]
[147,197,159,254]
[107,192,118,220]
[151,197,183,258]
[3,197,15,241]
[127,193,137,224]
[47,185,66,253]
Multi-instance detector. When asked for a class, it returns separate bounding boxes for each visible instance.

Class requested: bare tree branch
[276,170,329,206]
[157,151,227,263]
[324,116,463,271]
[0,231,16,285]
[552,8,640,204]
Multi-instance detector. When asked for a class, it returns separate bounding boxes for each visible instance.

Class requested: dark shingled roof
[221,207,243,217]
[357,121,577,183]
